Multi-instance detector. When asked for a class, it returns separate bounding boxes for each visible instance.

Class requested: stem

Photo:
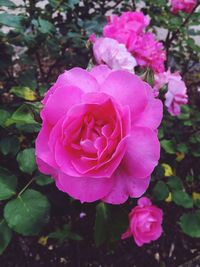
[132,0,136,10]
[18,177,35,197]
[35,51,46,82]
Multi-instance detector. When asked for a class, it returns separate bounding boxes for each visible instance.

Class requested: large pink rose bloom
[122,197,163,246]
[171,0,197,14]
[93,37,137,72]
[36,65,162,204]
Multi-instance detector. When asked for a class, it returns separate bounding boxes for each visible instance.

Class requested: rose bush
[36,65,163,204]
[122,197,163,246]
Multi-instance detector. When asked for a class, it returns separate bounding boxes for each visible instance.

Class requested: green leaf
[17,148,36,174]
[0,109,10,127]
[0,136,20,155]
[108,206,128,243]
[32,18,55,34]
[0,0,16,7]
[173,190,193,208]
[49,224,82,244]
[0,167,17,201]
[167,176,183,190]
[177,143,188,153]
[10,86,37,101]
[35,174,54,186]
[180,210,200,237]
[94,202,109,247]
[0,219,12,255]
[153,181,169,200]
[4,189,50,236]
[0,13,24,28]
[6,104,38,126]
[161,140,176,154]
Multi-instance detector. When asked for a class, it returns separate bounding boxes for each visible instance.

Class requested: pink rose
[122,197,163,246]
[165,79,188,116]
[103,12,166,73]
[103,11,150,48]
[171,0,197,14]
[93,37,137,72]
[154,69,188,115]
[133,33,166,73]
[36,65,162,204]
[154,69,181,91]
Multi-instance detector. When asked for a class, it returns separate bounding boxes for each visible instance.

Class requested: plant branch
[18,177,36,197]
[166,1,200,51]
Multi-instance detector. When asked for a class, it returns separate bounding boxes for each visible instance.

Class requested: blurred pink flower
[133,33,166,73]
[122,197,163,246]
[165,79,188,116]
[171,0,197,14]
[93,37,137,72]
[103,12,166,73]
[154,69,188,115]
[36,65,162,204]
[103,11,150,47]
[154,69,181,91]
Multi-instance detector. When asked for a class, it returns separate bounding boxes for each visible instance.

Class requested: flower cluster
[122,197,163,246]
[102,11,166,73]
[35,8,190,249]
[170,0,197,14]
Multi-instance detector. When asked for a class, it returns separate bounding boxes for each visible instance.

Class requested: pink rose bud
[170,0,197,14]
[122,197,163,246]
[36,66,162,204]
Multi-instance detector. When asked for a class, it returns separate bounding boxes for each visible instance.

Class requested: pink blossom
[132,33,166,73]
[171,0,197,14]
[103,11,150,48]
[36,65,162,204]
[165,79,188,116]
[154,69,181,91]
[122,197,163,246]
[154,69,188,115]
[103,12,166,73]
[93,37,137,72]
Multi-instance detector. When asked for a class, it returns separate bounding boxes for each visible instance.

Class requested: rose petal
[123,127,160,179]
[101,70,148,117]
[56,172,114,203]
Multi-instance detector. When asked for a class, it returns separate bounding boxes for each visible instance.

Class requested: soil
[0,186,200,267]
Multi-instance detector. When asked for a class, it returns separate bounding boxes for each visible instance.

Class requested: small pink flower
[36,65,162,204]
[93,37,137,72]
[165,79,188,116]
[154,69,188,116]
[154,69,181,91]
[89,33,97,43]
[171,0,197,14]
[122,197,163,246]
